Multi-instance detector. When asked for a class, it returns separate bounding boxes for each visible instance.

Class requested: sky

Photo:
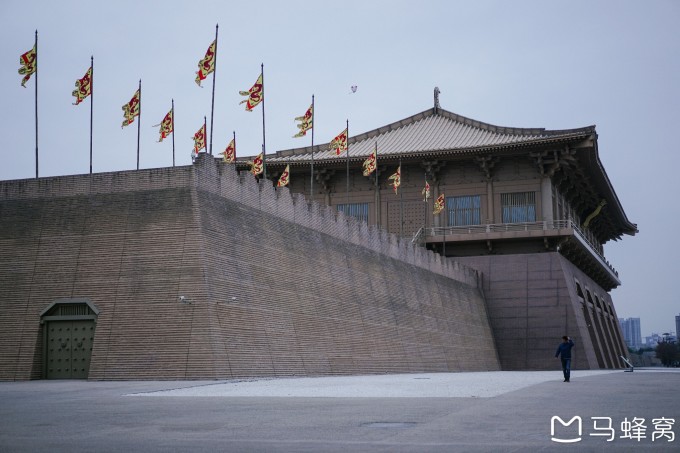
[1,0,678,337]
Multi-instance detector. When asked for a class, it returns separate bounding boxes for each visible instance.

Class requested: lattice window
[337,202,369,224]
[446,195,481,226]
[501,191,536,223]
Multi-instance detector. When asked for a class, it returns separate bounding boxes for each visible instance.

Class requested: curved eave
[580,137,638,238]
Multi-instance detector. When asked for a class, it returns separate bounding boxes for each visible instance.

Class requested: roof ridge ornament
[434,87,441,114]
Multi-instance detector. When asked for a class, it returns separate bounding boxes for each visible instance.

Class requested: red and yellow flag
[195,40,216,87]
[433,193,445,215]
[388,165,401,194]
[362,145,377,176]
[293,104,313,138]
[221,138,236,163]
[18,45,37,87]
[154,109,173,142]
[422,181,431,202]
[250,152,264,176]
[239,73,263,111]
[193,123,206,155]
[72,67,92,105]
[121,89,140,128]
[329,127,348,156]
[277,164,290,187]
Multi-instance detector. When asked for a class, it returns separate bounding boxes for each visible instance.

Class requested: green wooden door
[46,320,95,379]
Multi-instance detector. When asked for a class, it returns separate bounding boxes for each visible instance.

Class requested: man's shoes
[563,379,567,382]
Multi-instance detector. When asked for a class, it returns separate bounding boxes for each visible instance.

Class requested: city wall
[0,155,499,380]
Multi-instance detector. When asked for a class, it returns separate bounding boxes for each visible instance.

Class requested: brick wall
[0,156,499,380]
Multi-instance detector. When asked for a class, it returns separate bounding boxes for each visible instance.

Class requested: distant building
[676,314,680,341]
[619,318,642,349]
[644,333,672,348]
[644,334,658,348]
[661,334,677,344]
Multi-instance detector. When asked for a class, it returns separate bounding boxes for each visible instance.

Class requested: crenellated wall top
[193,155,480,287]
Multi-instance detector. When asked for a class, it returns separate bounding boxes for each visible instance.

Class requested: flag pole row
[18,30,450,218]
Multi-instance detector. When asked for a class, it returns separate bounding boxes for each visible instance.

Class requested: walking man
[555,336,575,382]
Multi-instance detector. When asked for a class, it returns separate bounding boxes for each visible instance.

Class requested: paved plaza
[1,369,678,452]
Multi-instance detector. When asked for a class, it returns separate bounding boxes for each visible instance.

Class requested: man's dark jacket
[555,339,575,359]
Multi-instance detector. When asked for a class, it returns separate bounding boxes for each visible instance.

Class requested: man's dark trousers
[561,358,571,382]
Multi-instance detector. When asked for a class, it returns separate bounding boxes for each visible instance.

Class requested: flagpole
[233,130,236,161]
[89,56,93,175]
[136,79,141,170]
[423,174,427,232]
[432,188,436,242]
[346,119,349,205]
[441,189,446,255]
[171,99,175,167]
[261,63,266,179]
[204,116,207,154]
[34,30,38,179]
[286,156,291,190]
[443,212,446,256]
[209,24,218,155]
[374,141,379,228]
[399,156,403,238]
[310,94,315,201]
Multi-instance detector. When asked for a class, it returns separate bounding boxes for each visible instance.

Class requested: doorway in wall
[40,299,98,379]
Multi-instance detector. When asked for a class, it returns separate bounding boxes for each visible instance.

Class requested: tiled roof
[267,108,595,164]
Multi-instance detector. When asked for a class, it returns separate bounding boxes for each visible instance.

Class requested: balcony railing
[413,220,618,279]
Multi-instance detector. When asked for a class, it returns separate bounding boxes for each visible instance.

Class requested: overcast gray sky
[2,0,678,338]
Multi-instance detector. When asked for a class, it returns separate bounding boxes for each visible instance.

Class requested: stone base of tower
[454,253,629,371]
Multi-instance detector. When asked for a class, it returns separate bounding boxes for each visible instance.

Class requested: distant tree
[655,341,680,367]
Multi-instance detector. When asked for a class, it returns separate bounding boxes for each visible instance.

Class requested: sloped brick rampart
[455,254,627,371]
[0,155,499,380]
